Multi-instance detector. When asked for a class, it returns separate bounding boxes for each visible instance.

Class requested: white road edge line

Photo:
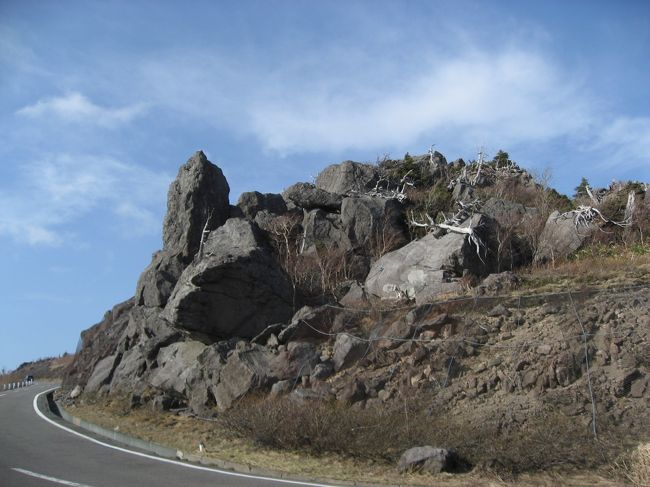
[12,467,94,487]
[34,388,339,487]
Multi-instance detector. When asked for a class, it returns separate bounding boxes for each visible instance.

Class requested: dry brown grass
[616,443,650,487]
[65,393,634,486]
[518,245,650,294]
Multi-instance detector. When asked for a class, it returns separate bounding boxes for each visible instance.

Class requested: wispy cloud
[247,49,586,153]
[16,92,147,128]
[594,116,650,170]
[0,154,171,246]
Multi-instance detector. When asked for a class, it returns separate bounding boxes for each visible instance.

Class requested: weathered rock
[365,214,495,303]
[282,182,342,211]
[397,446,458,474]
[270,379,293,398]
[534,211,597,264]
[340,196,407,253]
[301,209,352,254]
[63,298,134,390]
[136,151,230,307]
[476,271,520,296]
[270,341,321,379]
[481,198,529,227]
[339,282,368,308]
[277,305,338,343]
[85,353,121,393]
[236,191,287,220]
[135,251,185,308]
[69,385,82,399]
[333,333,368,371]
[452,181,474,202]
[337,379,366,404]
[163,219,293,338]
[148,341,207,395]
[310,362,334,382]
[162,151,230,258]
[213,344,274,410]
[315,161,379,195]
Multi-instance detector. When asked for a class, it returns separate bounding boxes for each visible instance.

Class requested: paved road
[0,384,337,487]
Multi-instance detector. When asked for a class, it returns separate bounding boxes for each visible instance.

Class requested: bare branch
[197,210,214,259]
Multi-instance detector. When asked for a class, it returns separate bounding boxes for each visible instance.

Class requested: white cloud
[0,154,171,246]
[16,92,146,128]
[594,116,650,170]
[247,49,594,154]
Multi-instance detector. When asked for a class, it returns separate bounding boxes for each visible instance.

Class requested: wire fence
[285,282,650,444]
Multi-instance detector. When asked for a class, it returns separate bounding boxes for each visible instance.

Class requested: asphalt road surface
[0,383,338,487]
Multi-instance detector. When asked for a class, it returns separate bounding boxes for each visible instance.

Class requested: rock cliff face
[64,149,649,432]
[135,151,230,308]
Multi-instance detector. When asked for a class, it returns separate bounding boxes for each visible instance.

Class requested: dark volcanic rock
[136,151,231,307]
[236,191,287,220]
[63,298,134,390]
[135,251,185,308]
[340,196,407,252]
[301,209,352,254]
[213,344,274,410]
[162,151,230,258]
[162,218,293,338]
[282,182,342,211]
[315,161,380,195]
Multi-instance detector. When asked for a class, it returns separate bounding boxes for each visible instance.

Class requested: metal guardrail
[1,379,34,390]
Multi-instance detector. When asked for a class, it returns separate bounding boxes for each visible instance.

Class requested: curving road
[0,383,338,487]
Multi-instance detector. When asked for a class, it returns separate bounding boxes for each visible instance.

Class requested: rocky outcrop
[163,218,293,338]
[63,298,134,390]
[283,183,342,211]
[365,214,495,303]
[534,210,596,264]
[136,151,230,307]
[340,196,407,252]
[236,191,287,220]
[315,161,379,195]
[301,209,352,254]
[162,151,231,257]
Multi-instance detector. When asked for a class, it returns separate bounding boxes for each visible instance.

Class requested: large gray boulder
[135,251,185,308]
[148,341,207,395]
[136,151,231,307]
[301,209,352,254]
[333,333,368,371]
[481,198,529,227]
[534,211,596,264]
[282,182,342,211]
[315,161,379,195]
[340,196,407,253]
[397,446,457,474]
[236,191,287,220]
[365,214,494,303]
[162,218,293,338]
[213,344,274,410]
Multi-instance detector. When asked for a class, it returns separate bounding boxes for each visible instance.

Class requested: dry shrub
[616,443,650,487]
[219,394,628,475]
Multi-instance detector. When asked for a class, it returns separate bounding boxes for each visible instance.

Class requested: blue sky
[1,0,648,371]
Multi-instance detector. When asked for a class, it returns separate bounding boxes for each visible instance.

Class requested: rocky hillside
[2,354,74,384]
[62,150,649,470]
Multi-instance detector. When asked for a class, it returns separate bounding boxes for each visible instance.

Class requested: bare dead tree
[409,200,486,263]
[197,210,214,259]
[558,205,631,230]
